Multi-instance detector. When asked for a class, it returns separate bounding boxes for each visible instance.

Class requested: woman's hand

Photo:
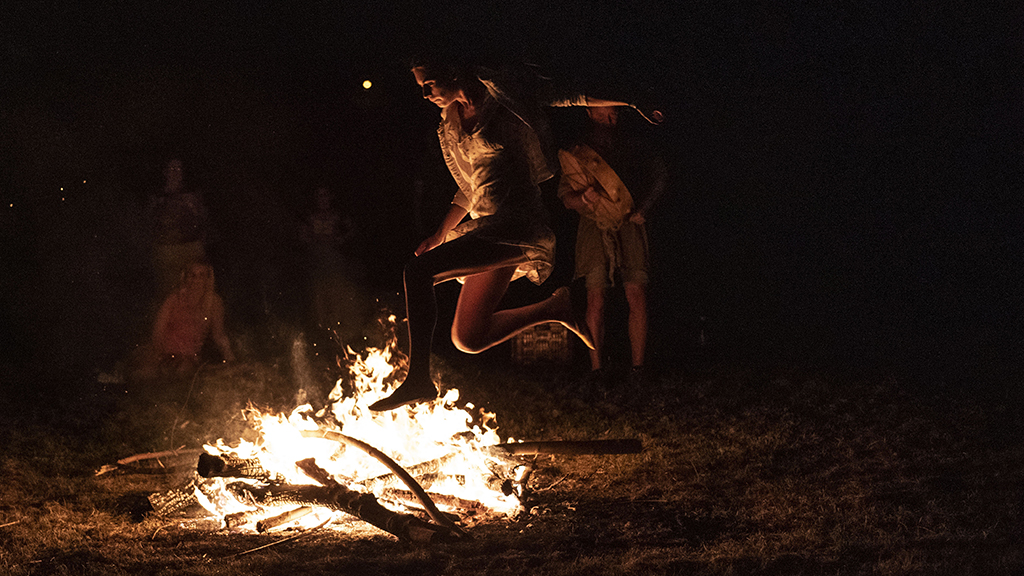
[415,231,447,256]
[417,204,469,256]
[562,185,599,215]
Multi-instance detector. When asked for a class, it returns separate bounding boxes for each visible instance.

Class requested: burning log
[299,429,467,538]
[230,469,458,543]
[225,509,271,530]
[197,452,282,482]
[256,507,313,533]
[360,453,459,492]
[147,474,230,517]
[148,477,204,516]
[292,458,462,544]
[361,452,511,494]
[382,489,492,517]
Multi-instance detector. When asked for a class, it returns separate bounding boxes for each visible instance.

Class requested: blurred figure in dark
[559,105,667,391]
[132,261,234,381]
[149,158,208,300]
[301,185,369,347]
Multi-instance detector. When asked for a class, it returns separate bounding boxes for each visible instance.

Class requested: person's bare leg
[450,267,515,353]
[624,282,648,368]
[373,262,441,409]
[451,273,594,353]
[455,283,595,353]
[586,287,606,371]
[370,238,526,411]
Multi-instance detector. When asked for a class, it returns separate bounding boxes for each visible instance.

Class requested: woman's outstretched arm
[416,204,469,256]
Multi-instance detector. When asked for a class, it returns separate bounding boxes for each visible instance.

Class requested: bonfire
[105,324,640,544]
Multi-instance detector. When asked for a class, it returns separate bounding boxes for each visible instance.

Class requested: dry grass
[1,353,1022,575]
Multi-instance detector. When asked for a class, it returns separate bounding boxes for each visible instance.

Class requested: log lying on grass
[486,439,643,457]
[97,448,204,476]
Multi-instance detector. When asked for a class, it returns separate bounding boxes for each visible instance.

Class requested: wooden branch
[117,448,200,466]
[224,509,270,530]
[299,429,467,539]
[234,479,456,544]
[381,489,491,516]
[256,507,313,533]
[486,439,642,457]
[361,453,458,492]
[97,448,203,476]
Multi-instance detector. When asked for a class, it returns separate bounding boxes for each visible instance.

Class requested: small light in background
[362,79,373,90]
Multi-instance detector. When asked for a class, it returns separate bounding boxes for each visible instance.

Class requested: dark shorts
[574,217,650,289]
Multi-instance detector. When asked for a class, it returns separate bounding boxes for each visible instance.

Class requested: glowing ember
[194,332,522,534]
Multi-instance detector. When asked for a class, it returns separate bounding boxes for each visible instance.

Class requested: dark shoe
[622,366,657,409]
[561,369,608,411]
[368,383,438,412]
[579,368,609,394]
[628,366,645,389]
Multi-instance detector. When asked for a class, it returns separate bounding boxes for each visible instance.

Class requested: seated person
[133,261,234,381]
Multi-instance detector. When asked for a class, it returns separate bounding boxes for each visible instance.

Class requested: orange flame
[199,334,520,532]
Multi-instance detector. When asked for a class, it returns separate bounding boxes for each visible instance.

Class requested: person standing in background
[301,185,369,347]
[559,106,668,391]
[149,158,209,301]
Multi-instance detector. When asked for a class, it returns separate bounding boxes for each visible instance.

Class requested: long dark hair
[409,30,502,89]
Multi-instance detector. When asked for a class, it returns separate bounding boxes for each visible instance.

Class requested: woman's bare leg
[370,237,525,411]
[455,280,594,353]
[623,282,648,368]
[370,237,594,411]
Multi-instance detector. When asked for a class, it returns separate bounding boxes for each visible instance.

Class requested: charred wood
[232,482,455,543]
[148,476,205,516]
[197,453,281,482]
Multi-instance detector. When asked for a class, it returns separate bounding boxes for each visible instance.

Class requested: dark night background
[1,2,1020,390]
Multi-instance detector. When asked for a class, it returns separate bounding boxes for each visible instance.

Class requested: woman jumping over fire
[370,44,661,411]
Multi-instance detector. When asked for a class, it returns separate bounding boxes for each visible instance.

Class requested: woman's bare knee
[451,324,488,354]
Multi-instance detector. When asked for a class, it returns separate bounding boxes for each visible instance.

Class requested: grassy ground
[1,351,1022,575]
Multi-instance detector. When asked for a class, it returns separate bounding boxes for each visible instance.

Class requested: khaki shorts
[574,217,650,289]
